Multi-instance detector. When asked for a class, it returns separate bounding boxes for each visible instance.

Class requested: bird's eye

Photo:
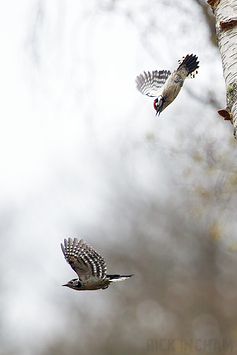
[70,279,81,287]
[69,278,79,286]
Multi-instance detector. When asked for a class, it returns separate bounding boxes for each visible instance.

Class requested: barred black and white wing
[136,70,171,97]
[61,238,107,281]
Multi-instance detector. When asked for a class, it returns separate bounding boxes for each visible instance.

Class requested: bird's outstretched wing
[136,70,171,97]
[61,238,107,281]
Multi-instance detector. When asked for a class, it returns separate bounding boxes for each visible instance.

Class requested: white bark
[213,0,237,137]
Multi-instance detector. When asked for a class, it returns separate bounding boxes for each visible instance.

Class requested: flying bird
[136,54,199,115]
[61,237,133,291]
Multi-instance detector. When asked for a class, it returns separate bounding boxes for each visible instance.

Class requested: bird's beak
[62,283,68,287]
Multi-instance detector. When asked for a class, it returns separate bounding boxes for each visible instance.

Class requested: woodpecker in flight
[61,237,133,291]
[136,54,199,115]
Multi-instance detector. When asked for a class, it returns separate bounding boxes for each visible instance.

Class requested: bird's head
[153,95,165,116]
[62,278,82,290]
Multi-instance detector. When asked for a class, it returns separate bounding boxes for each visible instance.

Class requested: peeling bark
[209,0,237,138]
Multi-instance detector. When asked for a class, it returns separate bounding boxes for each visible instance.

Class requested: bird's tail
[177,54,199,78]
[107,274,134,282]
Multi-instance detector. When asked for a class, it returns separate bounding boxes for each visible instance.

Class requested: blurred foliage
[38,131,237,355]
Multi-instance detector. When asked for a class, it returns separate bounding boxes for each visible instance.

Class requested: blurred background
[1,0,237,354]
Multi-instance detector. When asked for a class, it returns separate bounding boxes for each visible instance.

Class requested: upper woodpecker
[136,54,199,115]
[61,237,133,291]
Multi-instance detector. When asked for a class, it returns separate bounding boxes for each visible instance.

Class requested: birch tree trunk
[209,0,237,138]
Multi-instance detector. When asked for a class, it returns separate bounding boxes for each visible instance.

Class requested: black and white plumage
[61,238,133,291]
[136,54,199,115]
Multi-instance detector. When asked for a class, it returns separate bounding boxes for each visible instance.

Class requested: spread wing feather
[61,238,107,281]
[136,70,171,97]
